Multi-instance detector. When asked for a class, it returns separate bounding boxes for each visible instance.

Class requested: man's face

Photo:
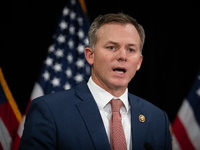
[85,23,143,95]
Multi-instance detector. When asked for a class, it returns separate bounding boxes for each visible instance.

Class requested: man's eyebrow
[105,41,119,45]
[128,43,138,47]
[105,41,139,49]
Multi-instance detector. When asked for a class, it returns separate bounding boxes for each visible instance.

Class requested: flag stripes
[172,71,200,150]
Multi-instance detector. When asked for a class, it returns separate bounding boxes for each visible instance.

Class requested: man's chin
[110,81,128,89]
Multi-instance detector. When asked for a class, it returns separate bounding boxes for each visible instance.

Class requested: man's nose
[117,48,127,61]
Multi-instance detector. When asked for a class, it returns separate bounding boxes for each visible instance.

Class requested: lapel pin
[139,114,145,122]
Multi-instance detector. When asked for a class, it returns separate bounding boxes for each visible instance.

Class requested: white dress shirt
[87,77,132,150]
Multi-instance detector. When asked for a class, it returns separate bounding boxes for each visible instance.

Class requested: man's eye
[128,48,135,52]
[108,46,115,50]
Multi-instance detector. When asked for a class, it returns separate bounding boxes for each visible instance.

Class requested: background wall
[1,0,199,122]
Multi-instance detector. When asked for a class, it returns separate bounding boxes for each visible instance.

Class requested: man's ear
[84,47,94,65]
[136,55,143,71]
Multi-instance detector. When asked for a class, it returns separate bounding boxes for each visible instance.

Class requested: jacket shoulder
[30,81,91,113]
[128,93,165,115]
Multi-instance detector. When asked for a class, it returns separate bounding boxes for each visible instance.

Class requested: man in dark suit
[19,13,172,150]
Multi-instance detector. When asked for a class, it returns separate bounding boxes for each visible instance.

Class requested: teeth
[114,70,124,74]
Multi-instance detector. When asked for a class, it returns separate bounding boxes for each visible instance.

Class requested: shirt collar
[87,77,130,112]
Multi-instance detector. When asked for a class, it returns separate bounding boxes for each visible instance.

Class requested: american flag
[37,0,91,94]
[0,68,22,150]
[172,70,200,150]
[11,0,91,149]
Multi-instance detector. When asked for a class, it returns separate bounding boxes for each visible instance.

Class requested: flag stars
[57,35,66,44]
[84,38,89,46]
[43,71,50,81]
[86,65,91,75]
[54,63,62,72]
[70,11,76,20]
[64,82,71,90]
[67,53,73,63]
[76,58,84,68]
[51,77,60,87]
[39,1,91,92]
[198,75,200,80]
[71,0,76,5]
[63,7,69,16]
[69,25,75,34]
[48,45,55,53]
[60,21,68,30]
[68,39,74,49]
[55,49,64,58]
[45,57,53,66]
[77,44,85,54]
[74,73,83,83]
[65,68,72,78]
[77,29,84,39]
[77,17,83,26]
[196,87,200,97]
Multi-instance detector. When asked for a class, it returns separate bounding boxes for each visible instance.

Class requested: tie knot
[110,99,122,112]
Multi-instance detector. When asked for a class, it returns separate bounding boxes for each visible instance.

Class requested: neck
[108,88,127,97]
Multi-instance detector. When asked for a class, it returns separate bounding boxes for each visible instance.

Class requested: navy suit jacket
[19,81,172,150]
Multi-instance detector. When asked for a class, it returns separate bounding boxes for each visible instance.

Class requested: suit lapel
[129,94,148,150]
[75,82,111,150]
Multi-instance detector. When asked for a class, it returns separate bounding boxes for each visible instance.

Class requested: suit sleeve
[19,98,57,150]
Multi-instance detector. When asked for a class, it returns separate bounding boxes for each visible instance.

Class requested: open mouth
[113,68,126,74]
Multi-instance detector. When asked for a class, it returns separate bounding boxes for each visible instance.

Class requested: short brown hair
[88,13,145,53]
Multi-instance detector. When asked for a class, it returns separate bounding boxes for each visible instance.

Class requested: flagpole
[0,68,22,122]
[79,0,87,14]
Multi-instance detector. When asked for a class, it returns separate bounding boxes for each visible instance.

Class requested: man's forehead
[96,23,140,46]
[97,23,139,38]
